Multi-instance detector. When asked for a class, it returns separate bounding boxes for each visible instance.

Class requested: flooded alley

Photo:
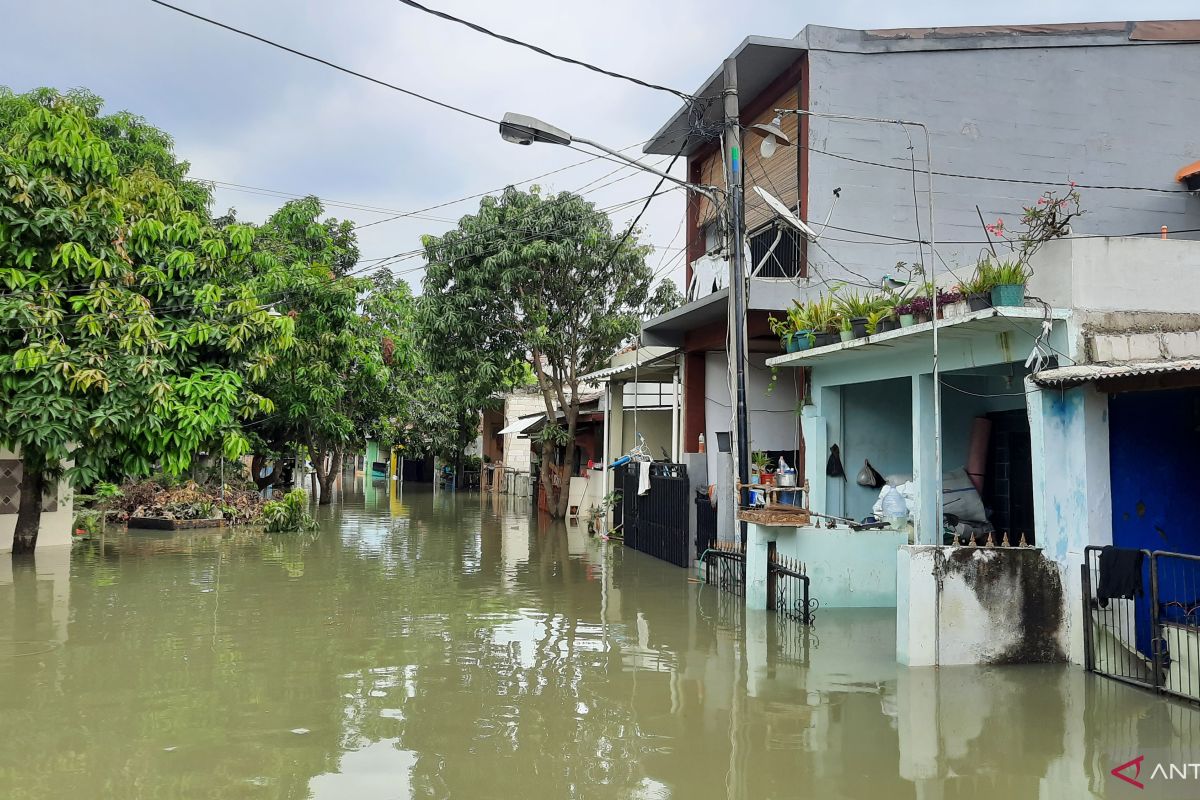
[2,481,1198,799]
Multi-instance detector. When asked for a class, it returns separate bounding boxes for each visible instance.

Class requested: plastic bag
[826,445,844,478]
[857,459,885,489]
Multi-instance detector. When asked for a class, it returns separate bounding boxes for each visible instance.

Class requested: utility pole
[723,57,751,543]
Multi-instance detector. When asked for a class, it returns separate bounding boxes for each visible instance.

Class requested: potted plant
[786,301,814,352]
[867,308,897,335]
[835,290,876,339]
[809,295,838,347]
[768,313,794,353]
[895,301,916,328]
[837,314,854,342]
[910,294,933,324]
[751,451,775,485]
[990,260,1031,306]
[961,266,994,311]
[937,288,965,319]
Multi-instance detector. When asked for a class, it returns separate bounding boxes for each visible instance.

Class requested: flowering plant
[985,184,1083,267]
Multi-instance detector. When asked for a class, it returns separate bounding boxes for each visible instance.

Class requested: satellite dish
[753,186,819,241]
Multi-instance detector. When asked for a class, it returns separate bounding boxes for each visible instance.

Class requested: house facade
[640,21,1200,530]
[636,19,1200,670]
[1,446,74,553]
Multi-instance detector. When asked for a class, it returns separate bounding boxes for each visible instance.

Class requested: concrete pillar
[801,384,841,518]
[1027,379,1111,665]
[746,522,772,609]
[911,373,940,545]
[608,380,625,458]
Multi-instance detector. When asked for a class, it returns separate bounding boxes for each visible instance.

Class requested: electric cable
[393,0,692,100]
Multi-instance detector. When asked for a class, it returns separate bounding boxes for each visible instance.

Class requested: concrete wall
[703,352,800,481]
[897,545,1067,666]
[762,524,910,608]
[1030,238,1200,316]
[500,392,545,475]
[620,408,672,461]
[0,446,74,553]
[841,379,912,520]
[805,38,1200,284]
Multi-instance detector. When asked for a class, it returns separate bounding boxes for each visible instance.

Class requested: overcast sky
[3,0,1197,291]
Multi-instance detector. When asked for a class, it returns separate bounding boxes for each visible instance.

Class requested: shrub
[262,489,318,533]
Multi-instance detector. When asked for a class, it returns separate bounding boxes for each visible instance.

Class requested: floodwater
[2,480,1198,799]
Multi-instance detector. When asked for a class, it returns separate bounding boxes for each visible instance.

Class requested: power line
[393,0,692,101]
[148,0,498,125]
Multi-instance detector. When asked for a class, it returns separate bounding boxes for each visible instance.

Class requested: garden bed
[127,516,226,531]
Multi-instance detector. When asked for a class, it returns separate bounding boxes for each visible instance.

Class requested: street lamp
[499,112,716,200]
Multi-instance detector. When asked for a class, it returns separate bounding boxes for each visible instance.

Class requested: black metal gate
[617,462,690,568]
[1082,546,1200,702]
[768,549,817,625]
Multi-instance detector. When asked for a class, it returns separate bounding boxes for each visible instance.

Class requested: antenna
[753,186,819,241]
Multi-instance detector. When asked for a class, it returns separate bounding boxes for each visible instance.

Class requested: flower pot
[794,330,813,351]
[850,317,869,339]
[839,329,855,343]
[899,314,916,328]
[967,292,991,312]
[991,283,1026,307]
[760,472,775,487]
[814,331,837,348]
[784,333,800,353]
[877,318,899,333]
[914,312,932,324]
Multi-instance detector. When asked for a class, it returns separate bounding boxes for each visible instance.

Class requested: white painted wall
[0,446,74,553]
[500,393,545,475]
[702,351,800,481]
[1030,238,1200,315]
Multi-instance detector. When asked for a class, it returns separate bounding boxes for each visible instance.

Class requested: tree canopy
[419,186,680,517]
[0,87,292,550]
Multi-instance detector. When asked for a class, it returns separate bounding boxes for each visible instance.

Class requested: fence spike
[969,532,978,547]
[1001,531,1011,547]
[1019,532,1029,547]
[985,531,995,547]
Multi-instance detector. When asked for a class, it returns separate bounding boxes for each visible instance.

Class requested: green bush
[262,489,318,533]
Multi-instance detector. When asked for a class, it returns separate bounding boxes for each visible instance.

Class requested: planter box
[128,516,225,531]
[991,284,1026,307]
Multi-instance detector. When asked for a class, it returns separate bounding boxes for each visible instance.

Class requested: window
[623,382,675,410]
[748,224,803,279]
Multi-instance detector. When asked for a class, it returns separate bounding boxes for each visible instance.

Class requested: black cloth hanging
[1097,546,1144,608]
[826,444,844,478]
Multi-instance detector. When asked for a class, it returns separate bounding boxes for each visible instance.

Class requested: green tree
[0,88,292,552]
[419,187,679,517]
[249,198,416,504]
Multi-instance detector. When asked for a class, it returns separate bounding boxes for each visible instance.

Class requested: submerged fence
[618,462,690,568]
[699,542,816,626]
[1082,546,1200,702]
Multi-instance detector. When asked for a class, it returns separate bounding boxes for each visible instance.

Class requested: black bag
[857,460,886,489]
[826,444,844,478]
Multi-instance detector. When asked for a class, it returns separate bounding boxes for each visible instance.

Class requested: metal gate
[768,549,817,625]
[618,462,690,568]
[1082,546,1200,702]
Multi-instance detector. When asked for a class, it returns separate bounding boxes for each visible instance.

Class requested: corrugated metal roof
[496,414,544,436]
[1032,359,1200,388]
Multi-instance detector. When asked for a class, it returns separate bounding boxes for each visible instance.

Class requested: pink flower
[1038,197,1047,204]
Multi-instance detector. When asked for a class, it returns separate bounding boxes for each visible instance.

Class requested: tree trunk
[312,444,342,506]
[552,407,579,519]
[12,464,46,556]
[538,438,559,517]
[250,453,275,490]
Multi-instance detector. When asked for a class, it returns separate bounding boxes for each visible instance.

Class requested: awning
[580,347,680,383]
[496,414,544,436]
[1031,359,1200,388]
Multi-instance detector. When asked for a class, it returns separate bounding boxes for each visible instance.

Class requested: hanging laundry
[1097,546,1144,608]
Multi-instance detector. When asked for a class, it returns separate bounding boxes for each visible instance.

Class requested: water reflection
[0,479,1197,798]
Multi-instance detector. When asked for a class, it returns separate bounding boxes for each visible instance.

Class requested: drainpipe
[671,367,681,463]
[602,381,611,526]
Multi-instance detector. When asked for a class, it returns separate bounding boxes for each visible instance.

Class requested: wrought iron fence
[1082,545,1200,702]
[701,541,745,598]
[618,462,691,568]
[768,551,817,625]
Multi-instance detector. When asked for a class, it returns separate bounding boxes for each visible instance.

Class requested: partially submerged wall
[898,545,1067,666]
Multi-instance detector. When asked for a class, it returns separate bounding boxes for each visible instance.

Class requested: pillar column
[911,373,939,545]
[1027,379,1111,665]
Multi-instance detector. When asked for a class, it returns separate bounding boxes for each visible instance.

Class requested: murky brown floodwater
[2,479,1198,798]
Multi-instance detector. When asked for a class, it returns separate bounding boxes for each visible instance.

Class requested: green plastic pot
[794,330,813,351]
[991,283,1026,307]
[899,314,916,328]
